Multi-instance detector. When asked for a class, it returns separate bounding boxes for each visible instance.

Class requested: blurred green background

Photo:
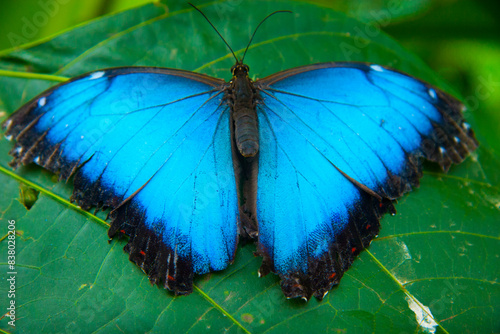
[0,0,498,154]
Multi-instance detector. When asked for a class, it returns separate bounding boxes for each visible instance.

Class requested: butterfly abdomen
[233,106,259,157]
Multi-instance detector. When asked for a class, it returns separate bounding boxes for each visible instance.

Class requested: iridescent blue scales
[3,62,477,300]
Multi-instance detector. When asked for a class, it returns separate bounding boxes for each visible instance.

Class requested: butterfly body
[228,63,260,158]
[3,60,477,300]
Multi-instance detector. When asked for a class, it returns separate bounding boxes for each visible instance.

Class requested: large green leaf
[0,1,498,333]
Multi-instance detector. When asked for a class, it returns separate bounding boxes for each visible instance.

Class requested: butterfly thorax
[228,63,260,157]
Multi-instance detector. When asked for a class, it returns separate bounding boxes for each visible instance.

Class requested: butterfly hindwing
[254,63,477,299]
[4,68,239,294]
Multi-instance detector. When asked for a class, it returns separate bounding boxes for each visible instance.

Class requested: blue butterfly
[3,10,477,301]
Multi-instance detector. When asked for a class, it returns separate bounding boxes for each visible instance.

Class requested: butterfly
[2,7,478,301]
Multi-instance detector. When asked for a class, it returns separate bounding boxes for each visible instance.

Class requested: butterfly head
[231,63,250,78]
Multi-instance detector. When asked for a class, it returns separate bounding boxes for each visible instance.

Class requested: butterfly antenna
[241,10,292,63]
[189,3,238,63]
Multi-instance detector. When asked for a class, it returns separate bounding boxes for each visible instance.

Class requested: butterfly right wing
[4,68,239,294]
[253,63,477,299]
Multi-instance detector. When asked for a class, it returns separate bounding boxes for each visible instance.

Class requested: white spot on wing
[405,293,438,333]
[88,71,105,80]
[427,88,437,100]
[34,156,40,164]
[370,64,384,72]
[454,136,460,143]
[5,135,12,141]
[38,96,47,107]
[14,147,23,154]
[439,147,446,154]
[462,122,471,131]
[4,119,12,129]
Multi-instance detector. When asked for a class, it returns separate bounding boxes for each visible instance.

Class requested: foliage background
[0,0,498,333]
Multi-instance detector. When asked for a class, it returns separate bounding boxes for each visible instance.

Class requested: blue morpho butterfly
[3,6,478,301]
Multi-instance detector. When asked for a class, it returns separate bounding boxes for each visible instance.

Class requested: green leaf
[0,1,498,333]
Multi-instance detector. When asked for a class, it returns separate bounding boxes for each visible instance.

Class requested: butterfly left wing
[3,68,239,294]
[254,62,478,300]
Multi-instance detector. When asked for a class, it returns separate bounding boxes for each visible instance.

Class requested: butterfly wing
[4,68,238,294]
[254,62,478,300]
